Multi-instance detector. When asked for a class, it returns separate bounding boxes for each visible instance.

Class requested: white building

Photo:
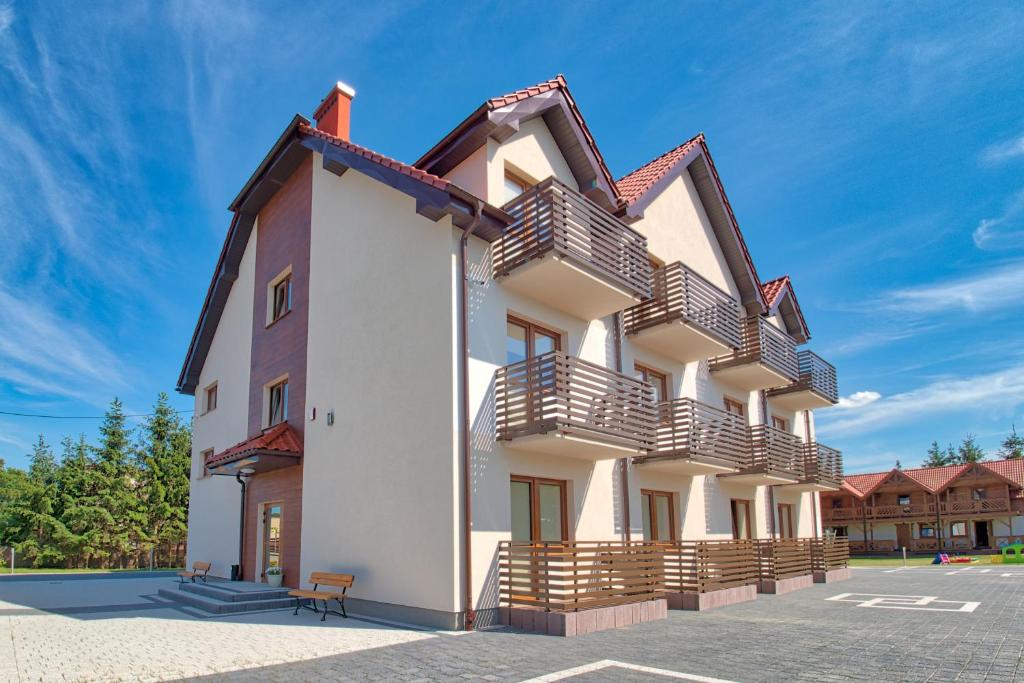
[178,76,842,630]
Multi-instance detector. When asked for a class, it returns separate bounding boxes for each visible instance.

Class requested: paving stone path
[1,566,1023,681]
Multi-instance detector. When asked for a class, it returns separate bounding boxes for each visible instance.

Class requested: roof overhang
[619,142,767,315]
[768,279,810,343]
[208,451,302,476]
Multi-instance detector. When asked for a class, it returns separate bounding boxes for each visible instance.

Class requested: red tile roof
[842,472,891,498]
[762,276,790,308]
[904,464,969,492]
[977,459,1024,488]
[840,461,1024,498]
[300,124,451,191]
[206,422,302,468]
[486,75,567,108]
[616,134,704,206]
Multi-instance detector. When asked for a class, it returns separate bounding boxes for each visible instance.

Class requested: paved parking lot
[2,565,1023,682]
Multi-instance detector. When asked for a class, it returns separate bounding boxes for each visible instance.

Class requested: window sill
[265,309,292,329]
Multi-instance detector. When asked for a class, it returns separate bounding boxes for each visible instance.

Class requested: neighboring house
[177,75,841,629]
[822,460,1024,553]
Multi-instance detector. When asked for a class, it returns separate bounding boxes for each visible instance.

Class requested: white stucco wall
[184,223,257,578]
[302,158,459,615]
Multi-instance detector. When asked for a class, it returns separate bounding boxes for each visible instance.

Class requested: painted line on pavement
[520,659,738,683]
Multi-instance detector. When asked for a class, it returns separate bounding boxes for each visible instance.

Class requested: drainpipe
[235,472,249,580]
[459,199,484,631]
[612,311,631,541]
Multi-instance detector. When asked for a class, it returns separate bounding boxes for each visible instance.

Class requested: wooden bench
[289,572,354,621]
[177,561,211,584]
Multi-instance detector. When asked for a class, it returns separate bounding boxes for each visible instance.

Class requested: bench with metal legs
[288,572,354,621]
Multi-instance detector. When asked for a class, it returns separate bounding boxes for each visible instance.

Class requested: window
[204,383,218,414]
[199,448,214,479]
[503,170,532,203]
[641,490,676,542]
[950,521,967,537]
[506,316,561,364]
[510,476,568,542]
[830,526,848,537]
[898,494,911,506]
[771,415,788,432]
[268,271,292,324]
[777,503,794,539]
[635,364,669,404]
[919,524,935,538]
[731,499,753,539]
[267,379,288,426]
[723,396,745,417]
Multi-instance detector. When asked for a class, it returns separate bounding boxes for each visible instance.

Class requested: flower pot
[266,572,283,588]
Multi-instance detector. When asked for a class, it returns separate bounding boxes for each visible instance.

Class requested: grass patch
[849,556,937,567]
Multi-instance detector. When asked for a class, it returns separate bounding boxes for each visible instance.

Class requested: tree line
[0,394,191,569]
[918,427,1024,468]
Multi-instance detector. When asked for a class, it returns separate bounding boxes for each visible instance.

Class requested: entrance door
[731,499,753,539]
[641,490,676,542]
[261,503,283,580]
[974,521,990,548]
[777,503,794,539]
[896,523,911,550]
[510,476,568,542]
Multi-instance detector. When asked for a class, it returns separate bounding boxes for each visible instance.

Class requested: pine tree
[93,398,142,568]
[998,426,1024,459]
[57,435,109,568]
[956,434,985,464]
[136,393,191,567]
[3,437,69,567]
[922,441,948,468]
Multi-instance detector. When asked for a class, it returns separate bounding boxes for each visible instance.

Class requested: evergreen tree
[922,441,948,468]
[93,398,143,568]
[956,434,985,464]
[136,393,191,567]
[57,435,109,567]
[2,437,69,567]
[998,426,1024,459]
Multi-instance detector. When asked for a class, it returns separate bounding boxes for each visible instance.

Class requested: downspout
[235,472,248,580]
[612,312,631,541]
[459,199,484,630]
[804,411,819,539]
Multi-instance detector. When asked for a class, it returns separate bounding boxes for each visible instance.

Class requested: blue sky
[1,1,1023,473]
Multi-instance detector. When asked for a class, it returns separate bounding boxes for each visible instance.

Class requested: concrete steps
[158,580,296,615]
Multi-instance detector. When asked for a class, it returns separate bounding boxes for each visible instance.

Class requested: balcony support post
[612,310,631,542]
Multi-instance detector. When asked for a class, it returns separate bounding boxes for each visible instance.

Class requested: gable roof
[206,422,302,469]
[615,134,767,313]
[838,461,1024,499]
[415,75,620,210]
[761,275,810,342]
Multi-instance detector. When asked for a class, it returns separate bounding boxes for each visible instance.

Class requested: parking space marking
[827,593,980,613]
[519,659,738,683]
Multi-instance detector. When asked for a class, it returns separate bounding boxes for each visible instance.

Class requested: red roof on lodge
[837,461,1024,499]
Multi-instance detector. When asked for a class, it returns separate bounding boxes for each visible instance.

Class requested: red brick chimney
[313,81,356,141]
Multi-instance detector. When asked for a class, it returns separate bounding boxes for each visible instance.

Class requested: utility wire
[0,409,195,420]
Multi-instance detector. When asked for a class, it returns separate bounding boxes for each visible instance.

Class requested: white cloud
[0,2,12,35]
[981,133,1024,165]
[973,189,1024,250]
[835,391,881,410]
[876,262,1024,315]
[817,363,1024,438]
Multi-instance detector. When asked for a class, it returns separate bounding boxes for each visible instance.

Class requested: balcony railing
[498,541,666,612]
[768,350,838,406]
[642,398,750,469]
[495,350,658,453]
[747,425,803,477]
[811,537,850,572]
[941,496,1012,515]
[755,538,814,580]
[822,497,1013,524]
[493,177,652,300]
[662,540,759,594]
[801,443,843,488]
[709,317,799,389]
[622,262,742,349]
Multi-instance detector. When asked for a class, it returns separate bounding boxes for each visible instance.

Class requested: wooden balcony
[622,262,742,363]
[498,541,666,612]
[493,178,652,320]
[784,443,843,492]
[720,424,802,485]
[495,350,657,460]
[633,398,749,475]
[822,496,1012,525]
[709,316,799,391]
[767,350,838,411]
[662,540,759,594]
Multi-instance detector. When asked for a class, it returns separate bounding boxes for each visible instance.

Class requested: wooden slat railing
[801,443,843,488]
[823,497,1014,524]
[747,425,803,477]
[647,398,750,467]
[941,496,1011,514]
[493,177,652,299]
[822,507,860,523]
[662,540,759,593]
[755,539,814,580]
[768,350,838,404]
[498,541,666,612]
[495,350,658,451]
[622,262,742,348]
[710,317,799,382]
[811,537,850,571]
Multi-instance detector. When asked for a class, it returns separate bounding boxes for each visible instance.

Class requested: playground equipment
[1001,543,1024,564]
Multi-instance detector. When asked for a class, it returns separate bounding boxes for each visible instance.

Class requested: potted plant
[265,565,283,588]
